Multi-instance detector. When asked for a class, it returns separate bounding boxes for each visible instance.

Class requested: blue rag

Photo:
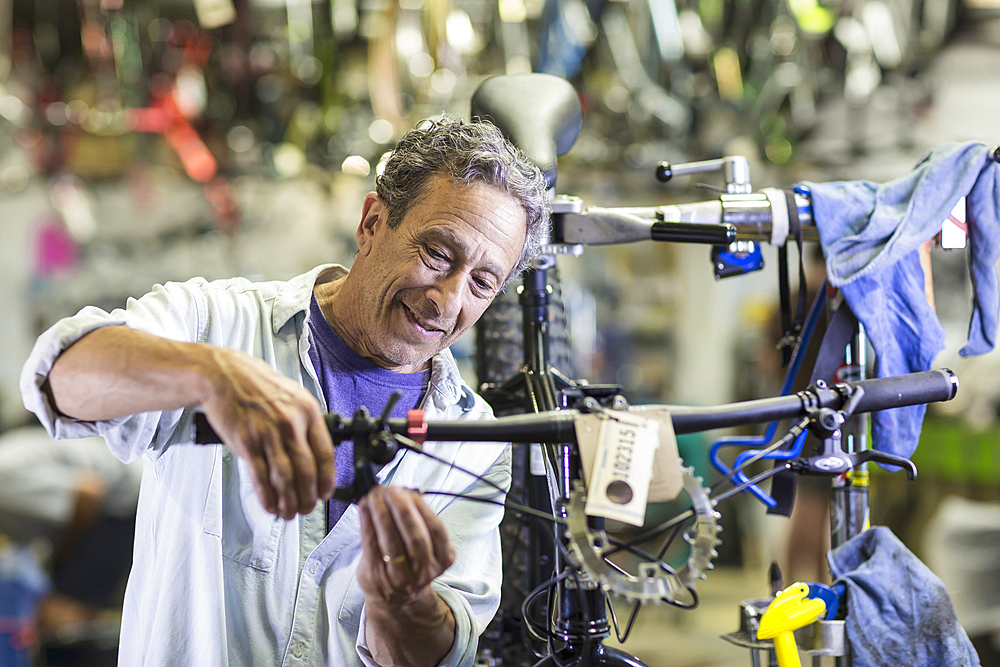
[828,526,980,666]
[802,142,1000,459]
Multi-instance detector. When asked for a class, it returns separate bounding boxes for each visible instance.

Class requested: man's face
[350,175,527,372]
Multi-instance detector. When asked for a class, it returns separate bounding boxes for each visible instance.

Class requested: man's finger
[279,414,318,515]
[307,408,336,500]
[412,492,455,569]
[365,487,408,568]
[383,489,436,571]
[245,450,278,515]
[259,424,298,520]
[358,500,382,564]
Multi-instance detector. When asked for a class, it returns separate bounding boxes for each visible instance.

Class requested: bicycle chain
[564,467,721,605]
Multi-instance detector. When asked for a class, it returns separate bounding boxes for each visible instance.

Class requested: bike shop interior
[0,1,999,666]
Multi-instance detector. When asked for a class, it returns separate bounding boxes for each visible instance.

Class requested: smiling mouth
[404,304,447,336]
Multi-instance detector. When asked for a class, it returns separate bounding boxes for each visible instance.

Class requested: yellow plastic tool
[756,582,828,667]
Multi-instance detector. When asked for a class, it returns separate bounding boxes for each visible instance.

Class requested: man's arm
[357,486,457,667]
[46,326,335,519]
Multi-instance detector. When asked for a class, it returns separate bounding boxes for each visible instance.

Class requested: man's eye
[474,276,497,294]
[424,246,449,265]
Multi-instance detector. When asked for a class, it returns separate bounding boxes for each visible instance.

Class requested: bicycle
[467,72,982,666]
[469,70,811,666]
[192,368,958,667]
[193,70,972,666]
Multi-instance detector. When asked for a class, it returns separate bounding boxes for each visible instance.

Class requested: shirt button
[293,643,305,658]
[309,562,319,574]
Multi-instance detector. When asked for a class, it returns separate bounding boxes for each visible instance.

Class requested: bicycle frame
[472,71,820,666]
[469,72,962,667]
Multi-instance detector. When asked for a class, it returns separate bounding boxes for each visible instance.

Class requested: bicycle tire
[474,265,575,667]
[474,264,576,395]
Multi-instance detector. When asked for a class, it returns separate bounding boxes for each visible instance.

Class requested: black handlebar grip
[668,368,958,434]
[850,368,958,413]
[651,222,736,245]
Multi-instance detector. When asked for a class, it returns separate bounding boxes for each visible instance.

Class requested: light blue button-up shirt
[21,264,511,666]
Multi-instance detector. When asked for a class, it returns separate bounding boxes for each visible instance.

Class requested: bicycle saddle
[471,73,582,189]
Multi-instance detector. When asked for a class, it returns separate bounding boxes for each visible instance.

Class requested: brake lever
[791,385,917,480]
[790,444,917,480]
[848,450,917,480]
[329,407,380,504]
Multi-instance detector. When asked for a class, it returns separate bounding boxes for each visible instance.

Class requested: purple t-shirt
[307,294,428,529]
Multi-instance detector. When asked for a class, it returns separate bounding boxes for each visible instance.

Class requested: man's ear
[357,192,386,256]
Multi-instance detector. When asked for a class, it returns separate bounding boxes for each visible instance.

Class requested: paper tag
[939,196,968,249]
[629,407,684,502]
[575,411,659,526]
[529,443,547,476]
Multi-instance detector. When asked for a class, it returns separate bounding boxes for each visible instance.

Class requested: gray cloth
[803,142,1000,460]
[828,526,980,666]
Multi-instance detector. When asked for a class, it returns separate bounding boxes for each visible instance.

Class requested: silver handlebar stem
[557,191,817,246]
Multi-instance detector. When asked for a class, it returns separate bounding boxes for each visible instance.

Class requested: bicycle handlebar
[664,368,957,433]
[192,369,957,445]
[555,191,819,247]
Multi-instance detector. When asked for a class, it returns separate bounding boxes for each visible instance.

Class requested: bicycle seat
[471,73,582,189]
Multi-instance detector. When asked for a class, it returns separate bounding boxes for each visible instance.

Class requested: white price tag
[576,411,659,527]
[939,196,968,249]
[629,406,683,503]
[529,443,547,476]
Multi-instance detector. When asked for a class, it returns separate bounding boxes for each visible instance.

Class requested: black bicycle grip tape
[851,368,958,413]
[650,222,736,244]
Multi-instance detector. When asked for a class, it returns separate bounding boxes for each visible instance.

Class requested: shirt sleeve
[19,279,208,463]
[354,582,485,667]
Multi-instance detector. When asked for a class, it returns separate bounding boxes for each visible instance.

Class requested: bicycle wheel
[474,264,575,666]
[474,263,576,397]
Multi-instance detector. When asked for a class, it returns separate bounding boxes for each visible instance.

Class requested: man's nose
[427,271,467,318]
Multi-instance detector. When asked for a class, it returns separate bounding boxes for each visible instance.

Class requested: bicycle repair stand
[723,368,919,667]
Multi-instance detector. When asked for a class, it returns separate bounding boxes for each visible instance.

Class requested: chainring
[564,467,721,605]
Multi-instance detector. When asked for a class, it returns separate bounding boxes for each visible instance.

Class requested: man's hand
[199,348,335,520]
[46,326,335,520]
[357,486,457,667]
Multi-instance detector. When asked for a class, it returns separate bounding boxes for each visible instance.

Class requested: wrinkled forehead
[404,178,527,267]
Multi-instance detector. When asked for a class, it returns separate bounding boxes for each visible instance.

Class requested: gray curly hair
[374,115,550,281]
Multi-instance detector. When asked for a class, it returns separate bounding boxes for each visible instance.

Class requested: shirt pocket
[202,449,283,572]
[338,574,364,628]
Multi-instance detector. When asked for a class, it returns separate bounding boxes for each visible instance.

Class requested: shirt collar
[425,348,464,407]
[271,264,346,333]
[273,263,467,407]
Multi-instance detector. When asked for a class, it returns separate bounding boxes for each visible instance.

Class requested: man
[20,116,550,667]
